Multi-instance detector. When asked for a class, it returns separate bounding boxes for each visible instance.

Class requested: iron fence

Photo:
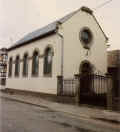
[86,74,108,95]
[60,74,112,97]
[62,78,78,96]
[79,74,113,107]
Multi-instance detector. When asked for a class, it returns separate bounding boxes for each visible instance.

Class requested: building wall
[107,50,120,67]
[107,50,120,111]
[0,48,7,89]
[59,10,107,78]
[6,34,62,94]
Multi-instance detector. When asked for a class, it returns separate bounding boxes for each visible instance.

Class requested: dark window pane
[23,54,28,77]
[32,51,39,76]
[8,57,12,77]
[15,56,20,77]
[44,48,53,76]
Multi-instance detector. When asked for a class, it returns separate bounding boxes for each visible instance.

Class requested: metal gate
[79,74,108,107]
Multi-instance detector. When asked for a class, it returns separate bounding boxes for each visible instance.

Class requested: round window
[80,28,93,49]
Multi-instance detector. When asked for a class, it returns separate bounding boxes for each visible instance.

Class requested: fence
[85,74,108,94]
[57,74,114,109]
[58,74,112,96]
[59,74,110,96]
[62,78,78,96]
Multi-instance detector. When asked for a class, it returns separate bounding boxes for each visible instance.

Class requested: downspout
[56,28,64,77]
[55,22,64,95]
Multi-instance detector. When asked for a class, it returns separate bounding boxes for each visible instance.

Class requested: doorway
[79,61,93,94]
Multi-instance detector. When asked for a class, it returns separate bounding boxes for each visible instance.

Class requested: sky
[0,0,119,50]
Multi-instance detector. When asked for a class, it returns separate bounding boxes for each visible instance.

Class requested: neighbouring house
[6,6,109,106]
[0,48,7,89]
[107,50,120,111]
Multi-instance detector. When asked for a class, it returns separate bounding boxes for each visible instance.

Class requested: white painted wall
[59,10,107,78]
[6,34,62,94]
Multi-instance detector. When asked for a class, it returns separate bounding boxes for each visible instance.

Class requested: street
[0,97,119,132]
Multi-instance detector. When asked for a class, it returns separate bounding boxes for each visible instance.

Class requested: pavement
[0,90,120,125]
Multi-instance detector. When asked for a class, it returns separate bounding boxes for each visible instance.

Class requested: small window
[32,51,39,76]
[15,55,20,77]
[23,53,28,77]
[43,47,53,76]
[8,57,13,77]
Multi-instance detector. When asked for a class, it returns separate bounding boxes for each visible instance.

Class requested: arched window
[8,57,13,77]
[32,51,39,76]
[43,47,53,76]
[15,55,20,77]
[23,53,28,77]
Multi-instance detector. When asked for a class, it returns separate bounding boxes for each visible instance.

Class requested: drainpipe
[55,22,64,95]
[56,31,64,77]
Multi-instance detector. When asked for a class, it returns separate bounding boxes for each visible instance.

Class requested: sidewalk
[0,90,120,125]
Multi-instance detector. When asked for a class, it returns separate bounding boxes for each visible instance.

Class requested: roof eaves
[92,14,108,42]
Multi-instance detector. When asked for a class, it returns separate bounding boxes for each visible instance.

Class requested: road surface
[0,97,119,132]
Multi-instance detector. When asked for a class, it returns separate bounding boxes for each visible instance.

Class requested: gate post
[57,76,63,96]
[74,74,80,105]
[106,74,113,110]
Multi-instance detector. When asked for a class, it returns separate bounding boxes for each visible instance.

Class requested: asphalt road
[0,97,119,132]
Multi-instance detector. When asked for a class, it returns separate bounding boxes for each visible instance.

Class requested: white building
[6,7,108,95]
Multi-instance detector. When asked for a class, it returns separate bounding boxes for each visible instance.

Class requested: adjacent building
[107,50,120,110]
[0,48,7,88]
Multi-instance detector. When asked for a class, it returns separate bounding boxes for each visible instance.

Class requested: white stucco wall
[59,10,107,78]
[6,34,62,94]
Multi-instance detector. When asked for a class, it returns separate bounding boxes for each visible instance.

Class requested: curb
[1,96,49,109]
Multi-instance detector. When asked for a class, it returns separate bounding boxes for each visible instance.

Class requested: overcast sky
[0,0,119,50]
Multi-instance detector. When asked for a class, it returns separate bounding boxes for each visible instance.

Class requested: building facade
[107,50,120,111]
[0,48,7,88]
[6,7,108,95]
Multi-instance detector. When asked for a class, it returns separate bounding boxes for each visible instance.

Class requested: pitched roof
[8,6,108,51]
[15,11,77,46]
[8,10,78,51]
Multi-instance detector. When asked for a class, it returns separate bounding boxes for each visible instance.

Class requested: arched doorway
[80,61,93,75]
[79,61,93,103]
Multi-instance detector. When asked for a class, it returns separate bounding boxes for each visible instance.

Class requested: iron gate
[79,74,109,107]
